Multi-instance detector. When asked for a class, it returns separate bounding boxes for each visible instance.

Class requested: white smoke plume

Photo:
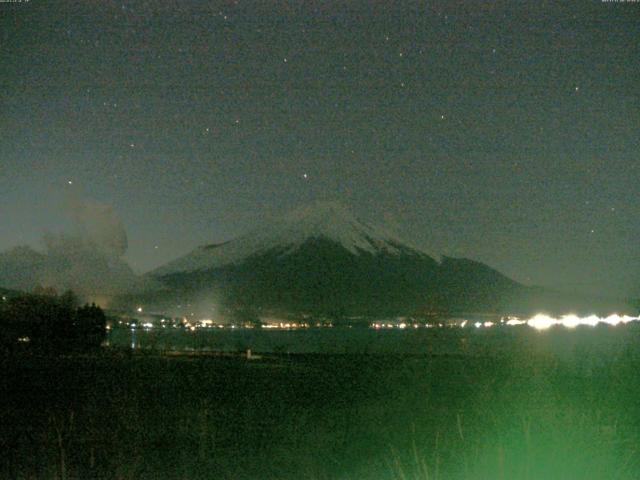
[67,197,128,257]
[0,194,156,299]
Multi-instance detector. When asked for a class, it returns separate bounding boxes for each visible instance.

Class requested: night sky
[1,1,639,296]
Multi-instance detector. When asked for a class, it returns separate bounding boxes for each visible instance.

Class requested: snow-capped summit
[151,201,428,276]
[254,200,416,255]
[148,201,528,317]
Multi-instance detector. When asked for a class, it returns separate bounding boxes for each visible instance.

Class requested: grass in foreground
[2,327,640,479]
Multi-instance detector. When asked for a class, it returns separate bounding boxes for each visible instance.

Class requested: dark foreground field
[3,326,640,479]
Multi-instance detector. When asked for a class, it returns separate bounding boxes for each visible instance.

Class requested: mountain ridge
[150,201,435,277]
[148,202,529,316]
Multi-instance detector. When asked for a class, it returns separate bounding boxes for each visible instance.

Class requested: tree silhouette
[0,291,106,352]
[75,303,107,349]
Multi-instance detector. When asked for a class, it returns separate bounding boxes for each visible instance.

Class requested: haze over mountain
[1,201,631,316]
[0,197,156,299]
[148,201,564,317]
[0,240,154,299]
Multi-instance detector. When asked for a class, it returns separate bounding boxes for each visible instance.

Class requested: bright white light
[579,315,600,328]
[601,314,636,326]
[525,313,640,330]
[506,319,525,326]
[136,307,143,313]
[527,314,557,330]
[366,313,640,332]
[559,314,582,329]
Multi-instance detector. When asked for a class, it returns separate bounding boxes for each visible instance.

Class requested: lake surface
[107,323,640,358]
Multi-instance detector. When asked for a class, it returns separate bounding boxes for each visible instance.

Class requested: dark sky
[1,0,639,296]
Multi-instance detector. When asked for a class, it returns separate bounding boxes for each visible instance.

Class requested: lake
[107,322,640,360]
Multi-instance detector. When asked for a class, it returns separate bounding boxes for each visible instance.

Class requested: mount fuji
[148,202,524,317]
[152,201,433,275]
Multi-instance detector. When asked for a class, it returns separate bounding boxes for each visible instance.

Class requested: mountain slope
[152,201,426,277]
[149,202,524,316]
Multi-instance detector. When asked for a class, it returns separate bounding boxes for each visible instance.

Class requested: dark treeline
[0,288,106,352]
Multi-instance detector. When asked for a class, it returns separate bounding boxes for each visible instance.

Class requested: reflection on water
[130,328,137,349]
[107,321,640,357]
